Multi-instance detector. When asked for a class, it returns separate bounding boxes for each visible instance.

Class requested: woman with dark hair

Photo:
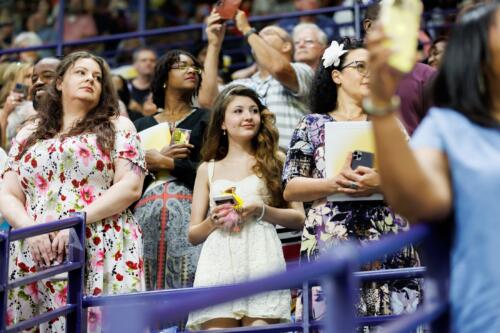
[366,3,500,332]
[133,49,208,291]
[186,85,304,330]
[0,51,146,332]
[282,38,420,326]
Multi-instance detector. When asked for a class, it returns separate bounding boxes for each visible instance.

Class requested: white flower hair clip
[322,41,348,68]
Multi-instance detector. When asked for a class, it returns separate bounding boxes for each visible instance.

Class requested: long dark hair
[310,37,364,114]
[21,51,119,156]
[432,3,499,127]
[150,49,202,109]
[201,85,286,208]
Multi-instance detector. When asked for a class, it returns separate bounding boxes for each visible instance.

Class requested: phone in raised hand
[379,0,423,73]
[214,0,242,20]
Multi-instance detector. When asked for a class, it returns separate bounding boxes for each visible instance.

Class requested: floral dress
[4,130,146,333]
[282,114,420,327]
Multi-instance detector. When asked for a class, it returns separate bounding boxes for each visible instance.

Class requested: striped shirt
[231,62,314,150]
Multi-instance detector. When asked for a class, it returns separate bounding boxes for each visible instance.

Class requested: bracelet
[256,203,265,222]
[244,27,257,41]
[362,96,401,116]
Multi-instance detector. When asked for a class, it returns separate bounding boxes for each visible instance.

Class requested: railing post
[354,0,362,40]
[302,281,311,333]
[323,244,357,333]
[138,0,147,45]
[66,213,86,333]
[422,222,451,332]
[0,231,9,333]
[55,0,66,57]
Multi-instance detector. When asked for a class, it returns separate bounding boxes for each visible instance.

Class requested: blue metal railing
[0,214,85,333]
[1,216,448,332]
[83,224,448,333]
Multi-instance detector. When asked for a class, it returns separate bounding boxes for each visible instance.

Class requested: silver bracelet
[362,96,401,116]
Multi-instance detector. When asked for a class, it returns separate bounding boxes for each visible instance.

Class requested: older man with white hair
[292,23,328,71]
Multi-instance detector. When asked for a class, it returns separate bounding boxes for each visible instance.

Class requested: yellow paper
[324,121,383,202]
[138,122,171,182]
[138,122,171,151]
[380,0,423,73]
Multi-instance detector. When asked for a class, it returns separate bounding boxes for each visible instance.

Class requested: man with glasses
[200,10,314,151]
[292,23,328,71]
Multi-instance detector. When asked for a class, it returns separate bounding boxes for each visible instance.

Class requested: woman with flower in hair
[282,38,420,327]
[0,51,146,332]
[186,85,305,330]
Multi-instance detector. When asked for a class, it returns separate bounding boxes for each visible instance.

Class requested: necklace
[329,111,367,122]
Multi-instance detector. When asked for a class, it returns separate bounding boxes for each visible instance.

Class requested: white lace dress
[186,161,291,330]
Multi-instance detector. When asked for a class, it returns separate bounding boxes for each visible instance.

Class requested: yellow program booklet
[138,122,172,182]
[324,121,383,202]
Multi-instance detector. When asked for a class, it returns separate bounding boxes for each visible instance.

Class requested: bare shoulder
[15,122,38,142]
[112,115,136,133]
[197,161,208,177]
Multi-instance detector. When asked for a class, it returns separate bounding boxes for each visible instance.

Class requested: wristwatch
[244,27,257,41]
[362,96,401,116]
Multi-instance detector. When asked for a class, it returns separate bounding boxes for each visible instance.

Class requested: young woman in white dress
[186,85,305,330]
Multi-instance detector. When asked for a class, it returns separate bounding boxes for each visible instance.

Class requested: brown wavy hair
[201,85,286,208]
[20,51,119,156]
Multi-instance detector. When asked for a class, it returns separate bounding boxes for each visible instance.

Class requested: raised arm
[198,11,226,108]
[234,11,300,92]
[366,24,452,221]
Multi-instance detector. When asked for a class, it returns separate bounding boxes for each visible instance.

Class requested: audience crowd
[0,0,499,332]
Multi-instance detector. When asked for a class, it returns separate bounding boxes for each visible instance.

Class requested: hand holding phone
[380,0,423,73]
[13,83,28,99]
[214,0,242,20]
[350,150,374,170]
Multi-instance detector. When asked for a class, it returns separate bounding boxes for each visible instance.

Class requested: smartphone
[214,0,242,20]
[13,83,28,97]
[213,194,236,206]
[380,0,423,73]
[351,150,374,169]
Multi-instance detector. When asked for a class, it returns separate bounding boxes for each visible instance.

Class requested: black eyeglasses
[171,63,203,75]
[339,61,369,77]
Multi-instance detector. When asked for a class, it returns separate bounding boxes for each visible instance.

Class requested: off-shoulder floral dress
[282,114,421,327]
[5,130,146,333]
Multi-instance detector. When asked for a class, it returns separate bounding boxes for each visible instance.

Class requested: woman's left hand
[239,202,265,222]
[51,229,69,264]
[336,167,381,197]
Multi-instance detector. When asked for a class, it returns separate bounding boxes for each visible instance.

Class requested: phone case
[380,0,423,73]
[213,194,236,205]
[215,0,242,20]
[351,150,374,169]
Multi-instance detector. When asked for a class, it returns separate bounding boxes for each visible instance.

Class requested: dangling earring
[163,82,167,89]
[222,129,226,136]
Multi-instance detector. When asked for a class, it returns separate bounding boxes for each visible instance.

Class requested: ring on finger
[349,182,359,190]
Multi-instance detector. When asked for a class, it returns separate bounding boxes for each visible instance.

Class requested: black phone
[351,150,374,169]
[13,83,28,97]
[213,194,236,206]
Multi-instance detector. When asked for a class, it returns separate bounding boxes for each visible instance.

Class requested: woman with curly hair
[282,38,420,329]
[133,49,209,292]
[186,85,305,330]
[0,51,146,332]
